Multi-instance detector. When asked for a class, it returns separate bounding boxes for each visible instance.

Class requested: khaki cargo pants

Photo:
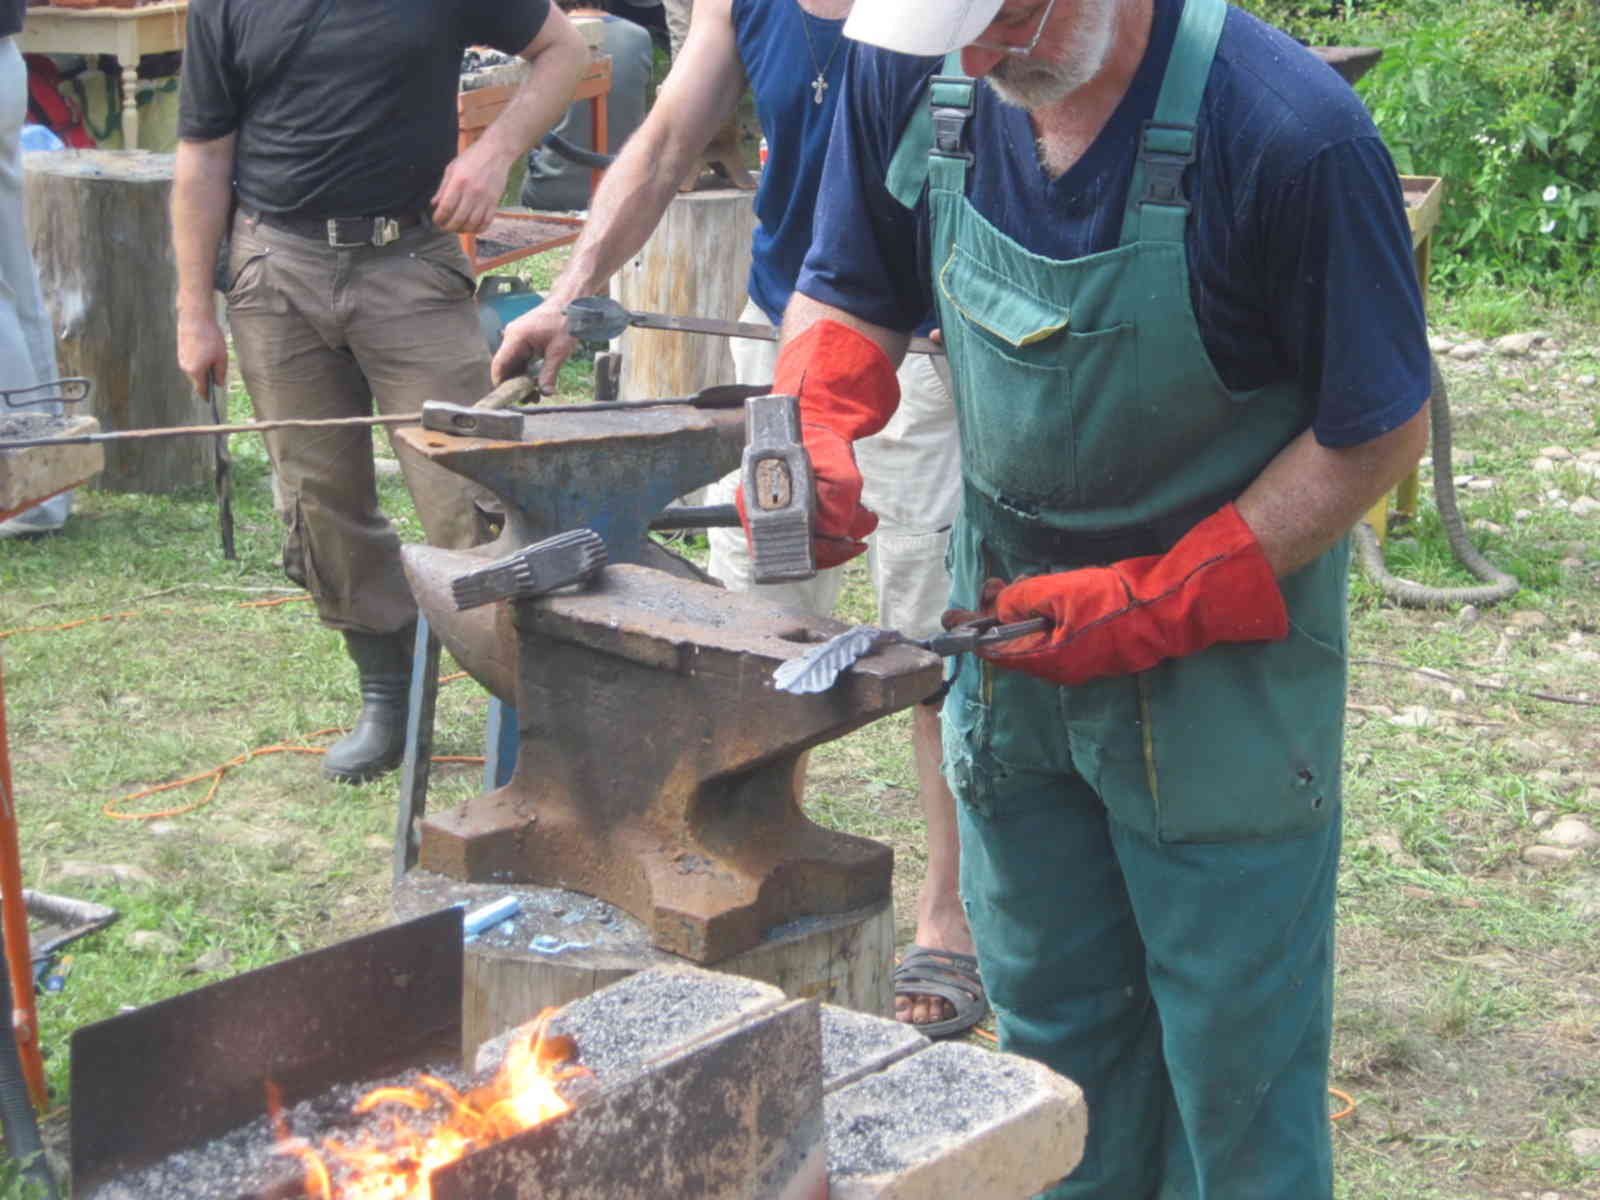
[224,210,494,634]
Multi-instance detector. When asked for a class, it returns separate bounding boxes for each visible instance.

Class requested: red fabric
[746,319,900,568]
[24,55,96,150]
[962,504,1289,686]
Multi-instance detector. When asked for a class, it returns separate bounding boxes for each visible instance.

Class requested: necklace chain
[797,6,844,105]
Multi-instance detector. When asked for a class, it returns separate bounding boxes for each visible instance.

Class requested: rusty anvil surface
[394,408,943,964]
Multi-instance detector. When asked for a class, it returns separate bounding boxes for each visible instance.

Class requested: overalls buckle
[1137,119,1197,211]
[930,105,974,163]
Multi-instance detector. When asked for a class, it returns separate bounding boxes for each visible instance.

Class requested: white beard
[985,0,1118,109]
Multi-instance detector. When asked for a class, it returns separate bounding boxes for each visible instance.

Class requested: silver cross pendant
[811,73,828,104]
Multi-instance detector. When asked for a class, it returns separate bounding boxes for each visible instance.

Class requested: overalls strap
[1120,0,1227,245]
[886,51,970,208]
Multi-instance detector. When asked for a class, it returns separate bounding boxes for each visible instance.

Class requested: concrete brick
[826,1040,1087,1200]
[819,1004,927,1092]
[451,966,824,1200]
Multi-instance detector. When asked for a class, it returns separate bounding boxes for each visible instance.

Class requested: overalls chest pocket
[938,242,1144,512]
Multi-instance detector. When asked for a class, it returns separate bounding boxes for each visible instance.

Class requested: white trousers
[0,36,70,536]
[705,300,960,640]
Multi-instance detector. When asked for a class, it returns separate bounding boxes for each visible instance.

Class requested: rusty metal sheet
[70,909,463,1194]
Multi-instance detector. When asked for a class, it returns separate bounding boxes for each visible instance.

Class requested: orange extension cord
[2,595,486,822]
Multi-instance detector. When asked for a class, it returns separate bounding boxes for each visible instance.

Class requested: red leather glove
[948,504,1288,687]
[739,318,899,569]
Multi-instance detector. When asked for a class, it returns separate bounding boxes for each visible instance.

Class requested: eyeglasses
[968,0,1059,56]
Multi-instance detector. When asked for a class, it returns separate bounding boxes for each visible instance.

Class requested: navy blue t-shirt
[797,0,1431,448]
[734,0,850,325]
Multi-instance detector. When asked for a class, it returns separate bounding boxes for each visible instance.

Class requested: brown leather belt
[248,208,426,248]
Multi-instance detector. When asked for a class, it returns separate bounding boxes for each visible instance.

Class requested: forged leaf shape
[771,626,892,695]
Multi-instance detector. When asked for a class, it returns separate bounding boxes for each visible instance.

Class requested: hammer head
[741,393,816,583]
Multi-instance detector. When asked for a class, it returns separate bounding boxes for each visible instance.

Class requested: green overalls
[888,0,1346,1194]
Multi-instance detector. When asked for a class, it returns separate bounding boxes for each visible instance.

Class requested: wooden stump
[394,870,894,1066]
[23,150,212,494]
[612,188,755,402]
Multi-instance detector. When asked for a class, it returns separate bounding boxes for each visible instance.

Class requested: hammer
[741,393,816,584]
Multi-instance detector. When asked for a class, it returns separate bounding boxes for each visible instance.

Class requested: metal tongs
[772,616,1049,695]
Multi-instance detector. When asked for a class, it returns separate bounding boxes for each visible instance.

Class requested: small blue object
[21,124,65,154]
[462,895,521,937]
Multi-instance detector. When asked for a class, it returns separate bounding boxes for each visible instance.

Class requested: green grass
[3,283,1599,1196]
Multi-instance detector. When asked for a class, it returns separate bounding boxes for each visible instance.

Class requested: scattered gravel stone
[1541,446,1576,460]
[1566,1128,1600,1159]
[1428,334,1454,354]
[1450,340,1488,361]
[1389,706,1436,729]
[1470,519,1505,535]
[1576,374,1596,388]
[58,861,156,888]
[1494,332,1539,356]
[190,947,232,974]
[1509,610,1549,629]
[1540,816,1600,850]
[129,931,181,955]
[1530,810,1555,829]
[1571,496,1600,516]
[1559,876,1600,920]
[1367,833,1422,870]
[1457,604,1481,626]
[1522,845,1580,867]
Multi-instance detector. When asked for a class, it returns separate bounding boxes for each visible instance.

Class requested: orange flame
[271,1009,586,1199]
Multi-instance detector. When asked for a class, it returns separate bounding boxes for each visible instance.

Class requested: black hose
[1354,355,1520,608]
[541,131,617,171]
[0,956,55,1197]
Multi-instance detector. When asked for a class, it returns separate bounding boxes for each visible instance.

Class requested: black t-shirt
[1,1,27,40]
[178,0,550,218]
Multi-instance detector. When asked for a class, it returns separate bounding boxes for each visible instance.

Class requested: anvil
[393,404,941,962]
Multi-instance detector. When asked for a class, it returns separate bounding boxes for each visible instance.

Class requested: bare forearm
[1237,402,1430,576]
[548,127,708,304]
[171,136,236,319]
[782,290,911,370]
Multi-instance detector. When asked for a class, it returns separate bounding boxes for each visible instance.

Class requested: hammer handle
[477,375,541,410]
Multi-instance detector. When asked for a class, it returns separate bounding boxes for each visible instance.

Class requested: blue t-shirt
[797,0,1431,448]
[734,0,851,324]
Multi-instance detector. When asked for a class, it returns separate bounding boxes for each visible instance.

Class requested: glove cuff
[774,319,900,442]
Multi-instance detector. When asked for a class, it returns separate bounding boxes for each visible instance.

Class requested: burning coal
[269,1010,586,1200]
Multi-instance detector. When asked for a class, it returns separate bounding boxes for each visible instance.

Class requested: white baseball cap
[842,0,1006,57]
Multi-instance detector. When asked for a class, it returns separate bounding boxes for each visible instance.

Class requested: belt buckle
[372,217,401,247]
[325,217,365,249]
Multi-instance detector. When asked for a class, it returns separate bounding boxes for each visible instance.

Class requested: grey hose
[1353,356,1520,608]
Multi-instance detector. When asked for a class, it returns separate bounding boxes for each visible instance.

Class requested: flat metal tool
[450,528,608,610]
[741,393,815,584]
[563,295,946,357]
[420,382,771,442]
[772,616,1050,695]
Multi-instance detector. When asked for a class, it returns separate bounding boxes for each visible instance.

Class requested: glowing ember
[269,1010,586,1199]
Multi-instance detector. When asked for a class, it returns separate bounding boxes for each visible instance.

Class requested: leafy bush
[1239,0,1600,300]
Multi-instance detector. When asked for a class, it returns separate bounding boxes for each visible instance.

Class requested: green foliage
[1239,0,1600,301]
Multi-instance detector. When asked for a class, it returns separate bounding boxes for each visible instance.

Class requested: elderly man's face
[963,0,1120,108]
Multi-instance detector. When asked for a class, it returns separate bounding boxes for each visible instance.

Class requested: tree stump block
[394,869,894,1066]
[612,188,755,402]
[23,150,212,494]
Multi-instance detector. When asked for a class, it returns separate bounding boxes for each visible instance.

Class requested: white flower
[1540,217,1557,233]
[1542,185,1560,203]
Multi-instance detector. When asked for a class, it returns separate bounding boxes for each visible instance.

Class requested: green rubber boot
[322,627,415,784]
